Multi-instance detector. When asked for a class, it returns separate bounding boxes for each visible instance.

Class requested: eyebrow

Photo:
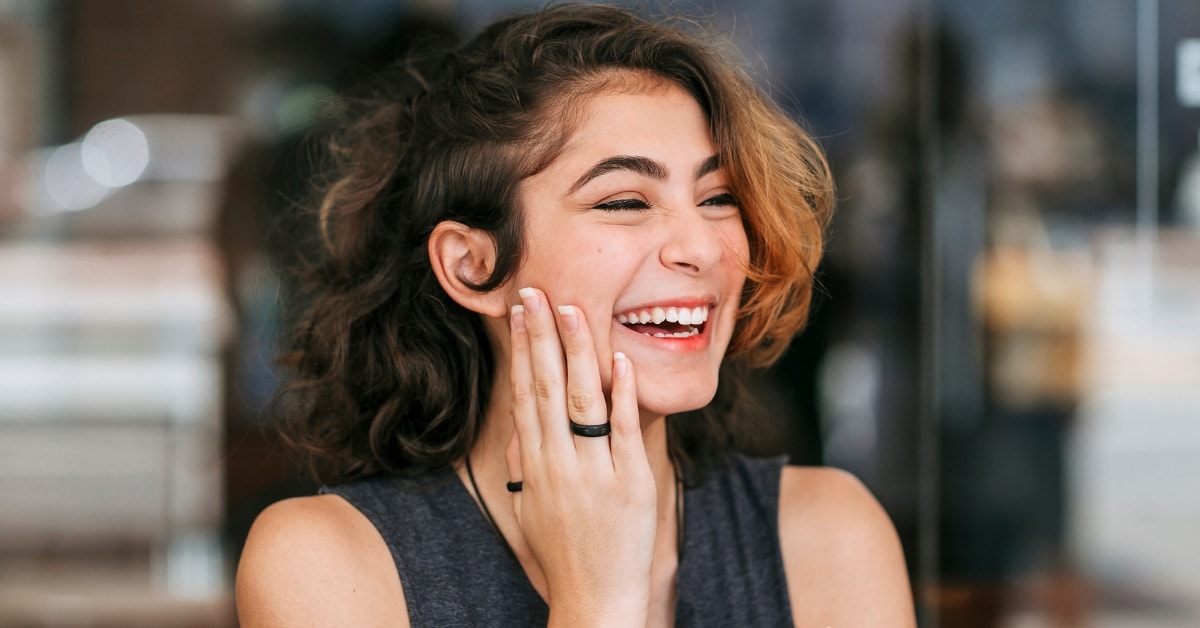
[567,153,722,194]
[694,154,721,180]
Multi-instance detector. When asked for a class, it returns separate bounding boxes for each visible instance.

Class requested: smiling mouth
[615,305,709,338]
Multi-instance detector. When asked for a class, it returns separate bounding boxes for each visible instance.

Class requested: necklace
[464,452,515,559]
[464,455,686,561]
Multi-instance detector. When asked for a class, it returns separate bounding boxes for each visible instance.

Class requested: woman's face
[502,76,749,419]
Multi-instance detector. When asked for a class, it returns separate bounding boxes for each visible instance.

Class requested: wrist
[546,589,649,628]
[547,606,647,628]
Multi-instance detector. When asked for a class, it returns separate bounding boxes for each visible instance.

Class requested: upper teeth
[616,305,709,326]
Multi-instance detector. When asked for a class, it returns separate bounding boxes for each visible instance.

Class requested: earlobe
[428,221,509,318]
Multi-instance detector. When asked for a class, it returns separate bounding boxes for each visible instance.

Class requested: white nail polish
[614,352,628,378]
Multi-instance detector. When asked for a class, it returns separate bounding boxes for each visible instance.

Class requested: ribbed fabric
[322,455,793,627]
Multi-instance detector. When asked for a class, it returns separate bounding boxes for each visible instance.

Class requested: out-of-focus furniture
[1073,227,1200,619]
[0,111,239,626]
[0,241,233,625]
[0,240,233,623]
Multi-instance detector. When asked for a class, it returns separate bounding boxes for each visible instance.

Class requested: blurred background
[0,0,1197,626]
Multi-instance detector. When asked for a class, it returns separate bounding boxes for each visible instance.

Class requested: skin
[237,76,915,627]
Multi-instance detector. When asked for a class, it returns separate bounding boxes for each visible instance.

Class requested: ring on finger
[569,420,611,438]
[506,481,523,492]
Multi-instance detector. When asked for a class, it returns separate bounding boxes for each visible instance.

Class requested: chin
[635,380,719,419]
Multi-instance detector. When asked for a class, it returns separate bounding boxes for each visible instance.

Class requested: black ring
[506,481,523,493]
[569,420,612,437]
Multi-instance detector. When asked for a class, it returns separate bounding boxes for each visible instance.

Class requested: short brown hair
[277,3,834,485]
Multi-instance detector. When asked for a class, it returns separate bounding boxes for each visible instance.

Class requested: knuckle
[563,338,590,356]
[511,384,535,408]
[533,378,557,402]
[525,319,554,339]
[567,391,596,417]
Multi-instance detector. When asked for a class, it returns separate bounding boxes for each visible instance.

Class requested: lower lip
[612,319,712,352]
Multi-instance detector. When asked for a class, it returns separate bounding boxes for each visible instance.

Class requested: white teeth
[617,304,710,329]
[645,328,699,338]
[652,329,700,338]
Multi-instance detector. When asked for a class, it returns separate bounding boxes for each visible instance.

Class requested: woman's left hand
[504,286,658,627]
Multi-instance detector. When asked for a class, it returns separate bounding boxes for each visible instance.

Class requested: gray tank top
[322,455,793,626]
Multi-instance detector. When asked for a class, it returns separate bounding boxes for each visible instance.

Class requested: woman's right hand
[505,286,658,627]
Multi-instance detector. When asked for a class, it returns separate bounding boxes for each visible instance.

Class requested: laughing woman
[236,4,913,626]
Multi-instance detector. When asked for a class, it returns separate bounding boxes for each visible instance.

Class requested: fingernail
[557,305,578,333]
[518,287,541,315]
[511,304,526,332]
[614,351,628,378]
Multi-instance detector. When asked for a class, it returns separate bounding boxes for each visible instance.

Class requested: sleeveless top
[321,455,793,627]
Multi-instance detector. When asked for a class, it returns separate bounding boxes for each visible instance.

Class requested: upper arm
[236,495,409,628]
[778,467,915,627]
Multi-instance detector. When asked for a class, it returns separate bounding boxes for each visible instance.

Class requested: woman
[237,4,913,626]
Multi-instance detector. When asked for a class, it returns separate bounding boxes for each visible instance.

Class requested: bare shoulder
[778,466,915,627]
[236,494,408,628]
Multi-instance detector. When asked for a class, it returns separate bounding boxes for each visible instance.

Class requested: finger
[607,352,648,470]
[555,304,612,461]
[508,303,543,454]
[518,287,572,453]
[505,429,523,522]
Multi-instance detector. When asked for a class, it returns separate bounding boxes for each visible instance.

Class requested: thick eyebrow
[695,154,721,180]
[568,155,667,194]
[567,153,723,195]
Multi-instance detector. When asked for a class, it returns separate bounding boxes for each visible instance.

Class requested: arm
[779,467,916,626]
[236,495,409,628]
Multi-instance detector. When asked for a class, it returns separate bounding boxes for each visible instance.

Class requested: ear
[428,220,509,318]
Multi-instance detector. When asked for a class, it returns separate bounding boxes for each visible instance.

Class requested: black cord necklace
[464,454,686,561]
[465,453,513,557]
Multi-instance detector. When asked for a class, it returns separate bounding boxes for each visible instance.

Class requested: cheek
[720,221,751,271]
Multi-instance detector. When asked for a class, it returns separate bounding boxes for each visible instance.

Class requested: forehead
[547,78,715,171]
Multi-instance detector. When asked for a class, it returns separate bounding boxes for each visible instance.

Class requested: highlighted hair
[277,4,833,484]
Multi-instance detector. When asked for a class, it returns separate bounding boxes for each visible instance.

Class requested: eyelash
[592,193,740,211]
[594,198,652,211]
[701,193,739,207]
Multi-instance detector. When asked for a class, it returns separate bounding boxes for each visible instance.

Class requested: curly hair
[276,3,834,485]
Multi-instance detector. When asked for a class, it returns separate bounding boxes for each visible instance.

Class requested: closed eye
[593,198,653,211]
[700,193,739,207]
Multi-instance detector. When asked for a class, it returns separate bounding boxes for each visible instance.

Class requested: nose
[659,207,726,276]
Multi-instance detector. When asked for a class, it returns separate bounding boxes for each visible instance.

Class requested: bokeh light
[81,118,150,188]
[43,142,108,212]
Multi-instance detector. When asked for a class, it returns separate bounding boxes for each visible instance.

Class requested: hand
[505,287,657,626]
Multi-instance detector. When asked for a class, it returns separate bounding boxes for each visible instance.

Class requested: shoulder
[236,494,408,628]
[777,466,915,626]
